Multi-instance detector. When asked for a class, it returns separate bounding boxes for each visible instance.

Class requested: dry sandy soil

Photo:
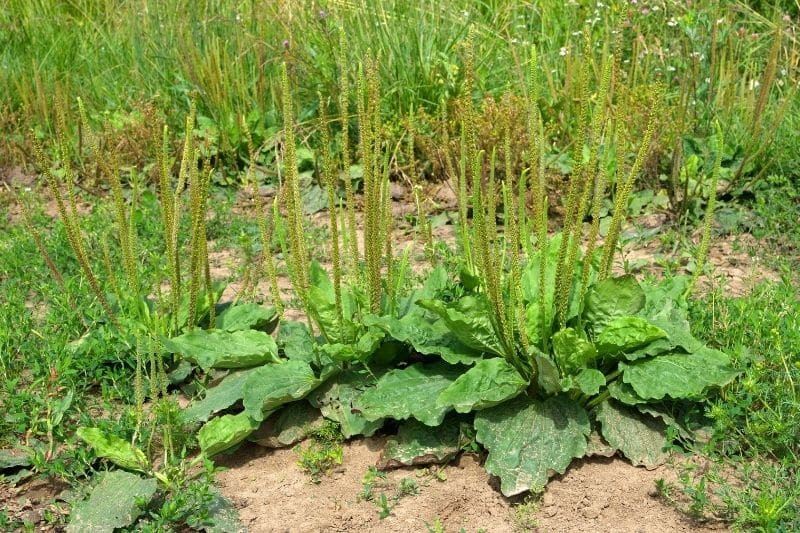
[215,438,729,533]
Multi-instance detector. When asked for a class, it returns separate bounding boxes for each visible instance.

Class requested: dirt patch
[215,438,513,532]
[536,457,728,533]
[617,232,777,296]
[0,477,70,529]
[215,438,726,533]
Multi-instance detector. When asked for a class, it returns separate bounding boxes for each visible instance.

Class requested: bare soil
[215,438,727,533]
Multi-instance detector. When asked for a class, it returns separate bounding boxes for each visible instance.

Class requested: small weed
[398,477,419,497]
[375,492,395,519]
[363,473,421,520]
[654,478,675,502]
[513,494,541,531]
[295,421,344,484]
[426,516,446,533]
[360,466,388,502]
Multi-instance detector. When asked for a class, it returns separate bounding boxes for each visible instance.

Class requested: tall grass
[1,0,796,194]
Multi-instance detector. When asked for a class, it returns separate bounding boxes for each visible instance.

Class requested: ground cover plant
[1,1,799,531]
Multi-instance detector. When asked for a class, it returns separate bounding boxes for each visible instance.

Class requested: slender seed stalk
[687,122,724,297]
[243,121,284,316]
[338,27,359,274]
[100,235,120,301]
[156,125,179,331]
[11,189,85,324]
[360,55,385,313]
[752,21,781,139]
[554,33,593,329]
[559,55,613,327]
[527,49,550,349]
[319,97,344,329]
[33,130,117,326]
[407,118,434,265]
[600,85,663,280]
[457,124,472,271]
[280,62,310,310]
[187,147,203,328]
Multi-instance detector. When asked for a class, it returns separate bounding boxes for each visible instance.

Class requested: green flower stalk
[187,147,205,328]
[338,27,359,275]
[78,98,140,294]
[460,30,479,275]
[554,33,593,329]
[359,55,385,313]
[281,62,310,308]
[12,191,80,322]
[558,55,613,327]
[242,118,284,316]
[33,116,117,326]
[687,122,724,297]
[502,100,527,353]
[528,48,550,349]
[157,125,179,330]
[600,84,663,280]
[319,96,344,329]
[406,118,435,265]
[100,234,121,301]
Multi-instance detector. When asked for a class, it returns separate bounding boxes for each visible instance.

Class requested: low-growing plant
[164,35,741,504]
[295,420,344,484]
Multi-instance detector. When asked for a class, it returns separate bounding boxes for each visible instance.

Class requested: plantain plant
[58,30,739,499]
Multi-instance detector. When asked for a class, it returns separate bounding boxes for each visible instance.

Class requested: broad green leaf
[596,400,668,467]
[216,303,277,332]
[365,314,483,365]
[621,347,739,400]
[640,276,690,318]
[182,368,260,424]
[396,266,449,318]
[596,316,667,357]
[583,275,645,331]
[249,401,324,448]
[319,327,384,363]
[574,368,605,396]
[307,261,358,343]
[552,328,597,375]
[277,320,316,362]
[475,395,590,496]
[627,312,704,359]
[585,431,616,458]
[242,360,321,420]
[309,369,385,438]
[437,358,527,412]
[522,234,562,345]
[607,380,647,405]
[522,234,587,344]
[67,471,157,533]
[198,412,258,456]
[205,487,243,533]
[167,359,193,385]
[76,427,148,472]
[534,352,561,395]
[355,362,461,426]
[0,450,31,470]
[378,417,460,469]
[418,296,504,356]
[637,404,702,442]
[164,329,279,371]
